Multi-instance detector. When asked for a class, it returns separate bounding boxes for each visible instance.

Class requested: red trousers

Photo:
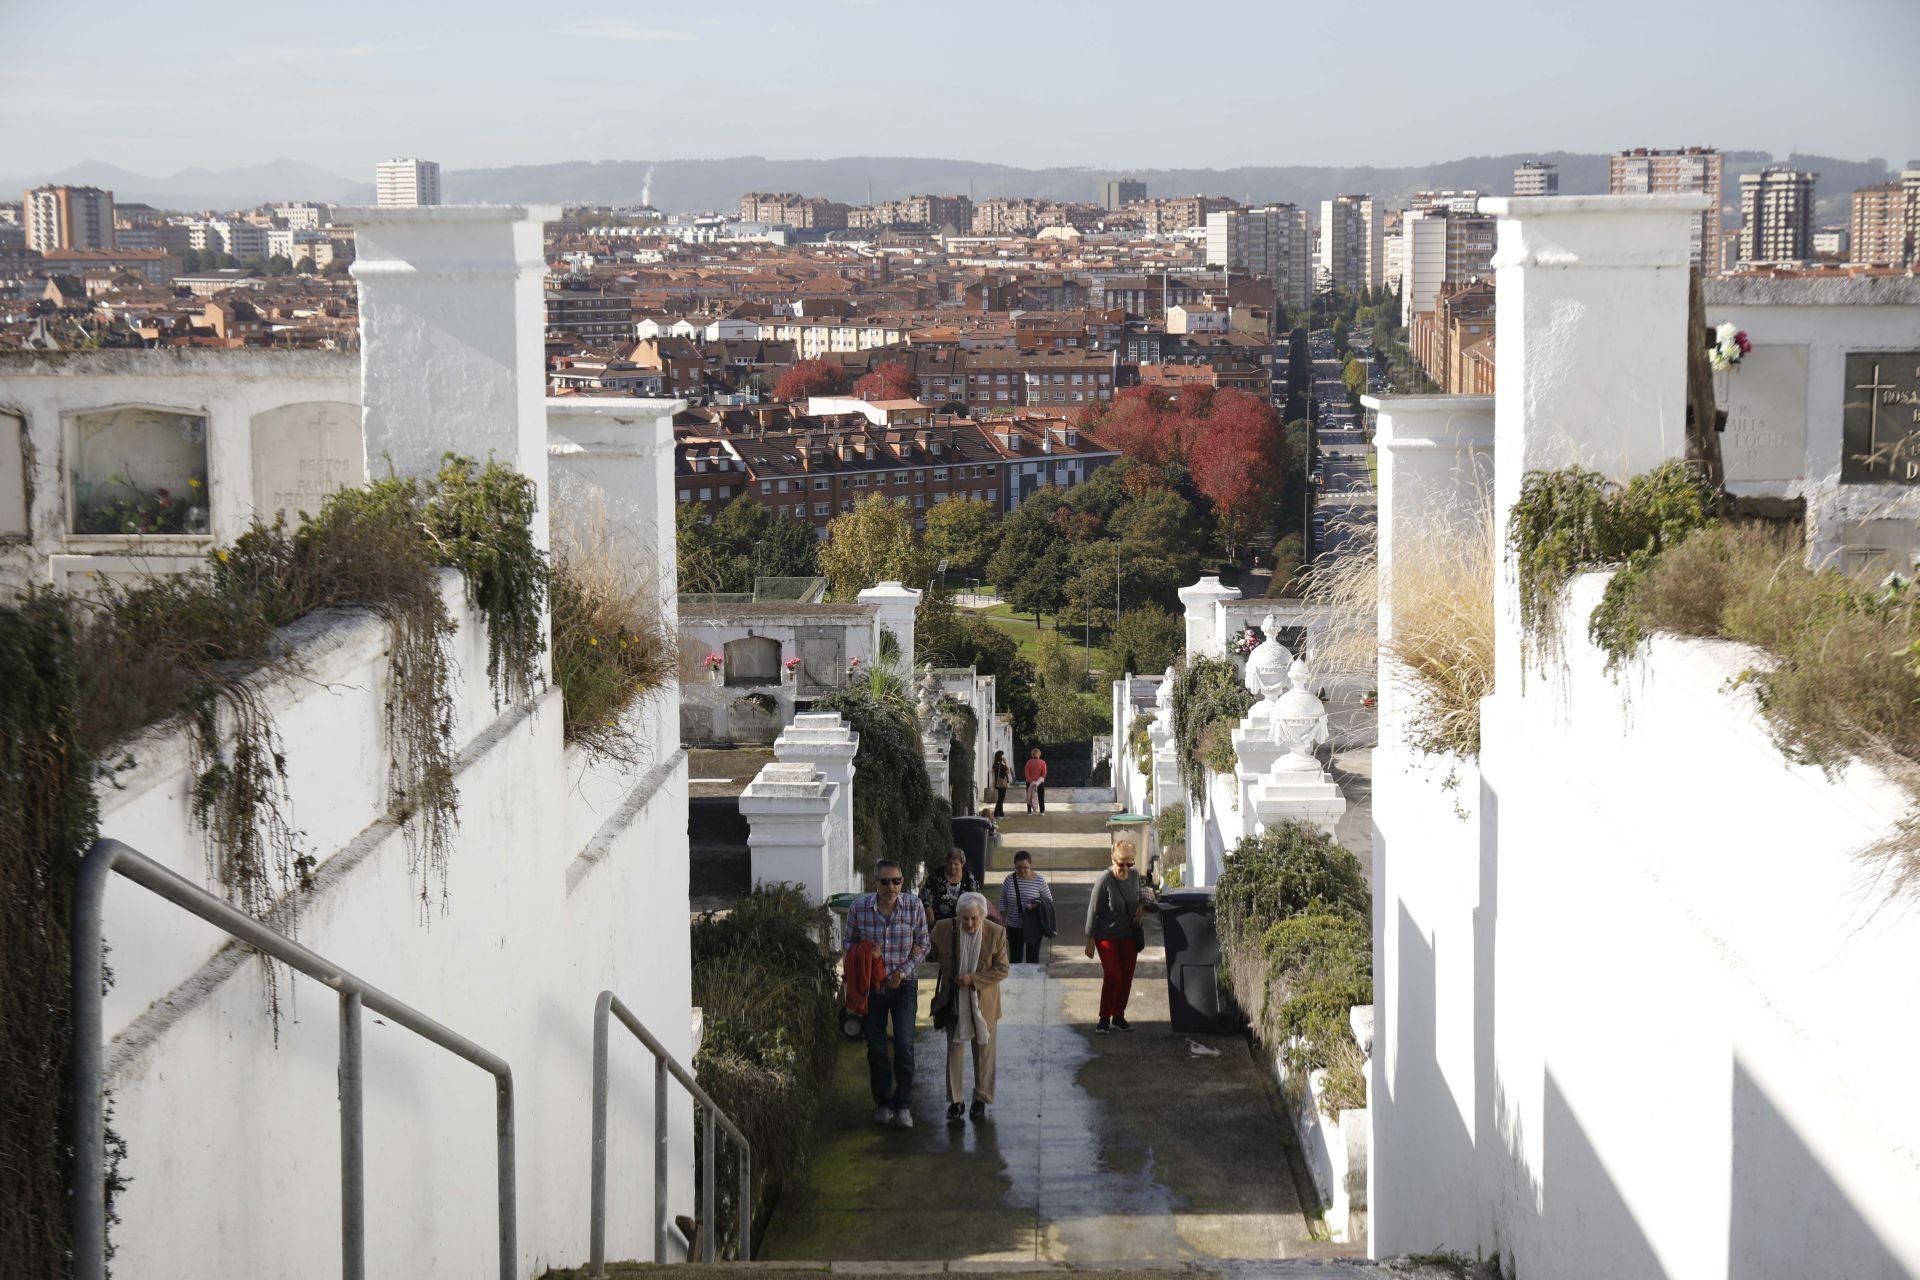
[1095,937,1138,1018]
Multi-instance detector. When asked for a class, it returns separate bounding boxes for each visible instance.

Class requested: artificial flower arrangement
[1708,322,1751,372]
[847,655,865,673]
[1229,626,1263,658]
[702,651,724,670]
[784,656,803,671]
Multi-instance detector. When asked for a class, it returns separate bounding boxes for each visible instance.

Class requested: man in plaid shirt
[845,857,931,1127]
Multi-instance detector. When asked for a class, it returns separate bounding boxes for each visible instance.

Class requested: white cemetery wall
[1374,572,1920,1276]
[1703,277,1920,569]
[91,578,695,1278]
[0,349,358,590]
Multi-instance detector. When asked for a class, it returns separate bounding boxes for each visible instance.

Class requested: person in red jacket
[1023,747,1049,814]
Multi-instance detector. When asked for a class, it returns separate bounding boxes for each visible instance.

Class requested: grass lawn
[974,605,1114,700]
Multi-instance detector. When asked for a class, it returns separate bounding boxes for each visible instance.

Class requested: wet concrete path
[759,812,1332,1265]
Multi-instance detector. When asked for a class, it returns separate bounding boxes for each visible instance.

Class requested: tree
[1000,540,1072,623]
[918,611,1039,742]
[1106,605,1184,677]
[772,358,845,403]
[1186,389,1287,557]
[854,361,918,401]
[1279,419,1311,537]
[264,254,295,276]
[1089,386,1178,465]
[818,493,937,601]
[180,248,203,274]
[323,256,352,276]
[1331,318,1349,358]
[1033,629,1078,692]
[923,495,1001,578]
[986,494,1069,621]
[1342,357,1367,402]
[1265,533,1305,598]
[752,515,819,581]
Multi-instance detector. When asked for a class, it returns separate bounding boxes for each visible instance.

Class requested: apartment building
[1851,181,1905,265]
[1609,147,1722,274]
[1318,194,1383,294]
[375,158,442,208]
[25,184,115,251]
[1134,195,1237,236]
[848,194,972,230]
[1204,205,1313,310]
[1738,168,1817,265]
[544,287,634,345]
[737,193,850,230]
[1513,162,1559,197]
[962,348,1116,413]
[1102,179,1147,210]
[1412,279,1496,392]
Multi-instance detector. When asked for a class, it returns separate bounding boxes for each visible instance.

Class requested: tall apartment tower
[1399,207,1496,326]
[1204,204,1312,310]
[1738,167,1817,265]
[24,184,115,251]
[1101,179,1146,210]
[1850,180,1906,265]
[1318,194,1383,293]
[375,158,443,208]
[1609,147,1723,274]
[1513,161,1559,196]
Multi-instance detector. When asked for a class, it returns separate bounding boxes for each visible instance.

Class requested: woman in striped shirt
[999,850,1055,965]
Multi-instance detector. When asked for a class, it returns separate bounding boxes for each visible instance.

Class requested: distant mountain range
[5,151,1903,223]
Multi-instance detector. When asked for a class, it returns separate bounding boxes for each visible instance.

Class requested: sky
[2,0,1917,179]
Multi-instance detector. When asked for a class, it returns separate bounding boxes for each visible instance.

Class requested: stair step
[562,1258,1483,1278]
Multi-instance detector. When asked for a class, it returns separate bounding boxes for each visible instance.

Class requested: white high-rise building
[1513,161,1559,196]
[376,158,443,208]
[1318,193,1383,294]
[1609,147,1723,274]
[25,184,115,251]
[1400,209,1450,327]
[1204,204,1313,310]
[1738,167,1818,265]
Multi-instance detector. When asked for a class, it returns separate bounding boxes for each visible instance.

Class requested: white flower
[1709,346,1733,372]
[1715,321,1739,344]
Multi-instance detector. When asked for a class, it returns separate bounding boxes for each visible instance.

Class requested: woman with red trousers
[1082,837,1153,1033]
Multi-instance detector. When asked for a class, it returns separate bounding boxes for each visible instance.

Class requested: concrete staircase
[554,1259,1489,1278]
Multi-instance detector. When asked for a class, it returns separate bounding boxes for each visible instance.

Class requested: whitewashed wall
[96,580,694,1279]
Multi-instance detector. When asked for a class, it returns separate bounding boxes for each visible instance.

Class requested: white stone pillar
[738,761,837,903]
[547,397,687,590]
[1479,193,1707,696]
[857,580,922,671]
[1177,575,1241,659]
[774,712,861,895]
[352,206,559,489]
[1366,394,1495,722]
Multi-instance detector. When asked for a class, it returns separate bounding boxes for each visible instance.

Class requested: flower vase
[782,667,795,686]
[708,668,721,684]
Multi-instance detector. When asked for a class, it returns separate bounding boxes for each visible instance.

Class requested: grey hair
[955,891,990,918]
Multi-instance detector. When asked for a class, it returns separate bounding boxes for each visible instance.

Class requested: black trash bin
[1158,886,1224,1033]
[949,815,993,887]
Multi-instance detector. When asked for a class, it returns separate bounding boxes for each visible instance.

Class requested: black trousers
[1005,926,1044,964]
[993,786,1007,818]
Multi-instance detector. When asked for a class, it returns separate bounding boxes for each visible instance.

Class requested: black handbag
[930,929,958,1031]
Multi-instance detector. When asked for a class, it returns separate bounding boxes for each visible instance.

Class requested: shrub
[938,696,978,811]
[1216,822,1370,951]
[1035,688,1107,744]
[690,887,838,1256]
[814,686,950,887]
[1169,654,1254,802]
[1385,503,1495,759]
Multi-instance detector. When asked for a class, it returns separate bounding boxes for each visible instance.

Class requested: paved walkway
[758,813,1336,1266]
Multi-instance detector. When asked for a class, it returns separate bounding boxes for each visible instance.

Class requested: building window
[893,471,908,483]
[718,486,730,499]
[698,487,711,501]
[984,466,996,475]
[853,475,868,487]
[760,481,771,494]
[814,477,829,490]
[777,479,789,493]
[913,494,925,508]
[814,502,828,516]
[678,490,691,503]
[933,468,948,480]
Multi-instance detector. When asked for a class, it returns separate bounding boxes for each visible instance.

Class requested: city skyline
[2,0,1915,179]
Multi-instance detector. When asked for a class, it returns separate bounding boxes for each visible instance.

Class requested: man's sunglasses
[876,876,904,885]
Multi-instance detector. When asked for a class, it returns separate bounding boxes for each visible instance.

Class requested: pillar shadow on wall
[1726,1059,1907,1279]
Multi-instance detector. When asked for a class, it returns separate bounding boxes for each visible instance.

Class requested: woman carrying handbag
[1082,838,1153,1034]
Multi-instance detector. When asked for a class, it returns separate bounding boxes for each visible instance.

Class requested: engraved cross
[1853,361,1898,453]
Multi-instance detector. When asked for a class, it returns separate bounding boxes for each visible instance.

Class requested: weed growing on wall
[424,455,549,707]
[814,684,951,887]
[938,695,978,812]
[550,533,674,763]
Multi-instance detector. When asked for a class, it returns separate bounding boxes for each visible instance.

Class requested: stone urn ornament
[1242,614,1296,706]
[1273,658,1330,770]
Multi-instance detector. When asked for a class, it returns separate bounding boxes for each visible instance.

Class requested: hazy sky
[2,0,1916,177]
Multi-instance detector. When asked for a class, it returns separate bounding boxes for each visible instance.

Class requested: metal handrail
[591,990,753,1273]
[70,838,518,1280]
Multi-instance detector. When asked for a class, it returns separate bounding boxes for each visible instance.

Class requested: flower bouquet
[1708,322,1751,372]
[703,651,724,682]
[783,655,802,683]
[1229,626,1262,658]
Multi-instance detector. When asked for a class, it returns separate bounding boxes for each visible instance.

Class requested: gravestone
[1841,352,1920,485]
[249,401,364,525]
[1721,345,1809,483]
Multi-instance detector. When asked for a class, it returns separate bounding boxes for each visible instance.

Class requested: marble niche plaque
[1841,352,1920,485]
[1720,344,1808,483]
[250,402,364,524]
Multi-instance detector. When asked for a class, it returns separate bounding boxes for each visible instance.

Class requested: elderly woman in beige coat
[929,890,1010,1122]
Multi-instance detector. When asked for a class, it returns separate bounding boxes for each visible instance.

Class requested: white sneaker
[874,1106,893,1125]
[891,1109,914,1129]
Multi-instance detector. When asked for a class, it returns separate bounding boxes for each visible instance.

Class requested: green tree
[264,254,295,276]
[1265,533,1305,598]
[1035,689,1107,743]
[1342,357,1367,402]
[923,495,1001,578]
[918,610,1039,742]
[752,515,819,581]
[1331,318,1349,358]
[818,493,937,601]
[987,496,1070,622]
[1278,420,1311,538]
[1033,628,1078,692]
[1106,605,1184,677]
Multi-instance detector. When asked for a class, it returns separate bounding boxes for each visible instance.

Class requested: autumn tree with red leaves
[772,358,846,403]
[1185,389,1288,556]
[854,360,919,402]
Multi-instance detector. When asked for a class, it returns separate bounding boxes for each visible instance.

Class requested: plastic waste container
[1106,812,1152,877]
[1158,886,1224,1033]
[949,814,994,887]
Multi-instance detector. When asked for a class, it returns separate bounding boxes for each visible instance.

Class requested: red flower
[1734,331,1752,354]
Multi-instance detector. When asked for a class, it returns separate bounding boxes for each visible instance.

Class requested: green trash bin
[1107,812,1153,878]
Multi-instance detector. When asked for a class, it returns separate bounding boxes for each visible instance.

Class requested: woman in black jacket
[1082,838,1153,1033]
[920,847,979,923]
